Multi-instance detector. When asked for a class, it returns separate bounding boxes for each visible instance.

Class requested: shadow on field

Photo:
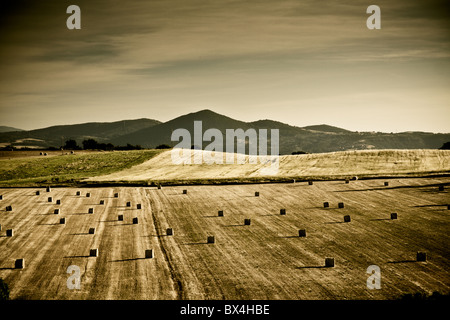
[183,242,209,245]
[223,224,246,227]
[387,260,417,264]
[109,257,147,262]
[0,266,15,270]
[323,221,347,224]
[369,218,392,221]
[63,255,91,258]
[334,183,449,193]
[413,204,449,208]
[68,232,90,235]
[295,265,328,269]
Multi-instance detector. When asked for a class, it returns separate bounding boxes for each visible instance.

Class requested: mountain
[1,109,449,153]
[0,118,161,148]
[0,126,24,133]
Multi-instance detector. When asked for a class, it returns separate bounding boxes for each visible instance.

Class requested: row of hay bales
[0,187,152,269]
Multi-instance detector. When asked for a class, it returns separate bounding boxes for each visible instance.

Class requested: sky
[0,0,449,133]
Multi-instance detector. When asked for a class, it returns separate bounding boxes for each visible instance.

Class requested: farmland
[0,177,449,300]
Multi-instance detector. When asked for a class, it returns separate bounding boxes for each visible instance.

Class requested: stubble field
[1,177,448,300]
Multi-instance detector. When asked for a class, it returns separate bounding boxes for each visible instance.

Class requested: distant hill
[0,126,24,133]
[1,110,449,153]
[0,118,160,148]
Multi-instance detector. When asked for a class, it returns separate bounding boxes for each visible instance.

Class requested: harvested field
[87,149,450,183]
[0,177,449,300]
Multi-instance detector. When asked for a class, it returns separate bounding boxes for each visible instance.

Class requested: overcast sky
[1,0,449,132]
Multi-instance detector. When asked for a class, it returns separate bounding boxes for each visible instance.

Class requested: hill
[1,109,449,153]
[0,118,161,149]
[0,126,23,133]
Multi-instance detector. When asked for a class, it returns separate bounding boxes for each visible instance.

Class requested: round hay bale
[36,191,40,195]
[352,176,358,181]
[89,227,95,234]
[157,184,162,190]
[308,181,313,185]
[54,209,60,215]
[6,205,12,211]
[48,197,53,202]
[244,218,251,226]
[137,204,142,210]
[99,200,105,205]
[183,190,188,194]
[118,214,124,221]
[15,259,25,269]
[416,252,427,262]
[384,182,389,186]
[166,228,173,236]
[218,210,224,217]
[60,218,66,225]
[0,224,2,231]
[56,199,61,205]
[0,195,2,200]
[88,208,94,214]
[298,229,306,237]
[114,193,119,198]
[207,236,215,244]
[280,209,286,215]
[325,257,335,267]
[86,193,91,198]
[345,179,350,184]
[6,229,13,237]
[90,249,98,257]
[132,217,139,224]
[438,185,444,191]
[46,186,51,192]
[390,212,398,220]
[76,191,81,196]
[338,202,344,209]
[344,215,351,222]
[323,202,329,208]
[126,201,131,207]
[254,191,259,197]
[145,249,153,259]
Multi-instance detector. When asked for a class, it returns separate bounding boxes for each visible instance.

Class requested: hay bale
[60,218,66,224]
[118,214,123,221]
[280,209,286,215]
[145,249,153,259]
[99,200,105,205]
[345,179,350,184]
[36,191,40,195]
[0,195,2,200]
[218,210,224,217]
[54,209,60,215]
[132,217,138,224]
[114,193,119,198]
[384,182,389,186]
[0,224,2,231]
[89,227,95,234]
[308,180,313,185]
[447,205,450,210]
[352,176,358,180]
[325,257,335,267]
[48,197,53,202]
[183,190,187,194]
[157,184,162,190]
[46,186,51,192]
[298,229,306,237]
[416,252,427,262]
[207,236,215,244]
[166,228,173,236]
[438,185,444,191]
[244,218,251,226]
[323,202,329,208]
[56,199,61,205]
[40,152,43,155]
[137,204,142,210]
[344,215,351,222]
[6,229,13,237]
[390,212,398,220]
[126,201,131,207]
[90,249,98,257]
[15,259,25,269]
[88,208,94,214]
[255,191,259,197]
[338,202,344,208]
[76,191,81,196]
[5,205,12,211]
[86,193,91,198]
